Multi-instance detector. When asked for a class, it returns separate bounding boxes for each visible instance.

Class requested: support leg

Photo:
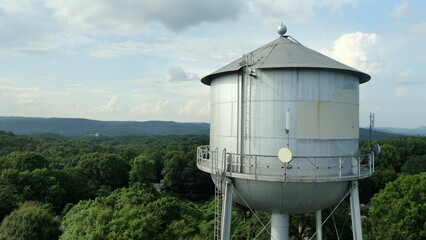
[271,213,289,240]
[316,210,323,240]
[350,181,363,240]
[221,178,233,240]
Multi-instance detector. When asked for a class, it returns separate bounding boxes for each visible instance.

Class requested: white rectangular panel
[297,102,358,139]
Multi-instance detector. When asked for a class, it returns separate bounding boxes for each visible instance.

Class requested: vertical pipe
[316,210,323,240]
[350,181,363,240]
[271,213,289,240]
[221,178,233,240]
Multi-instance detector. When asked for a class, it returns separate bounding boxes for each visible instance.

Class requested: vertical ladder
[213,149,222,240]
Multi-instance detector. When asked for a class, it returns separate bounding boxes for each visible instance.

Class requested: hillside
[0,116,407,140]
[0,116,209,137]
[376,126,426,137]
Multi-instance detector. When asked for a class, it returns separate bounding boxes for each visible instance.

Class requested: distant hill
[376,126,426,137]
[0,116,412,139]
[0,116,209,137]
[359,128,403,141]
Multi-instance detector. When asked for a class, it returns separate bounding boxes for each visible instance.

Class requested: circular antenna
[278,147,292,163]
[372,143,381,156]
[277,22,287,36]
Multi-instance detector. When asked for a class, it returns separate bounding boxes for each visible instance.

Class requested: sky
[0,0,425,128]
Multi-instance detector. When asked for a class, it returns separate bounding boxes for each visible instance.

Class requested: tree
[365,173,426,240]
[129,154,156,184]
[60,184,208,240]
[162,151,188,193]
[1,151,48,171]
[77,153,130,192]
[161,148,214,197]
[0,168,67,217]
[402,155,426,174]
[375,143,402,171]
[0,201,61,240]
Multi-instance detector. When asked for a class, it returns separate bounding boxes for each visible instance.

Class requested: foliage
[129,154,156,184]
[0,201,61,240]
[359,137,426,202]
[1,129,423,239]
[60,184,209,240]
[161,146,213,197]
[77,152,130,192]
[402,154,426,174]
[0,168,66,218]
[365,173,426,240]
[0,151,48,171]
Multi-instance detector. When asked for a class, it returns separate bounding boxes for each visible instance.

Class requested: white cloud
[249,0,357,23]
[179,99,210,116]
[44,0,244,33]
[411,22,426,38]
[0,76,13,83]
[0,86,41,104]
[99,96,121,112]
[165,66,199,82]
[65,83,114,96]
[399,69,412,79]
[0,0,39,15]
[90,41,151,59]
[390,1,411,17]
[131,99,171,117]
[395,87,409,97]
[321,32,382,73]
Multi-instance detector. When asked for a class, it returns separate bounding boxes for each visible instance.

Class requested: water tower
[197,24,374,240]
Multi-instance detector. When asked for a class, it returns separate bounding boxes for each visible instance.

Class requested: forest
[0,130,425,239]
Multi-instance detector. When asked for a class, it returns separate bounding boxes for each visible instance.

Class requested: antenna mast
[369,112,375,150]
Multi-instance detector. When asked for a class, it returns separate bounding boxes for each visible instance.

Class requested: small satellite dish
[278,147,292,163]
[372,143,381,156]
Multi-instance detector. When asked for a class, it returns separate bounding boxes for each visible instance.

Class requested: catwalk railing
[197,145,375,182]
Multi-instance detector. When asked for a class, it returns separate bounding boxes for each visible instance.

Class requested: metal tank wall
[209,73,239,155]
[209,67,361,213]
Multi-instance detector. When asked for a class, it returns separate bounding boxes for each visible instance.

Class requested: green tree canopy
[402,154,426,174]
[129,154,156,184]
[0,201,61,240]
[365,173,426,240]
[0,151,48,171]
[60,184,208,240]
[77,153,130,192]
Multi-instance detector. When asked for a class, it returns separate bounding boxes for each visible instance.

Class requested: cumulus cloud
[90,41,151,59]
[0,0,40,15]
[411,22,426,38]
[399,69,412,79]
[99,96,121,112]
[165,67,199,82]
[249,0,356,22]
[395,87,409,97]
[0,86,41,104]
[321,32,382,73]
[131,99,171,116]
[390,1,412,17]
[44,0,244,33]
[179,99,210,116]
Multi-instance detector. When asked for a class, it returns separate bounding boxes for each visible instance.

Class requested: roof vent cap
[277,22,287,36]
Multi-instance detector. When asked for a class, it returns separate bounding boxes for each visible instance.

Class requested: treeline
[0,131,215,239]
[0,131,425,239]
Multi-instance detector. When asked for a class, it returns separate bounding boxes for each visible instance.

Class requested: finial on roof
[277,22,287,36]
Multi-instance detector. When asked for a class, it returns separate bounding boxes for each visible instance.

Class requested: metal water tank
[197,24,374,240]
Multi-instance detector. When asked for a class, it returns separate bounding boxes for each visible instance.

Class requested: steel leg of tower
[350,181,363,240]
[221,178,233,240]
[316,210,323,240]
[271,213,289,240]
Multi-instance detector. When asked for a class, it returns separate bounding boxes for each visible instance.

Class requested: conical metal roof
[201,36,371,85]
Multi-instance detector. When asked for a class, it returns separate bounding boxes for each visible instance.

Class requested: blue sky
[0,0,425,128]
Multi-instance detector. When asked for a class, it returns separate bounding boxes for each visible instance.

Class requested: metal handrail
[197,145,375,183]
